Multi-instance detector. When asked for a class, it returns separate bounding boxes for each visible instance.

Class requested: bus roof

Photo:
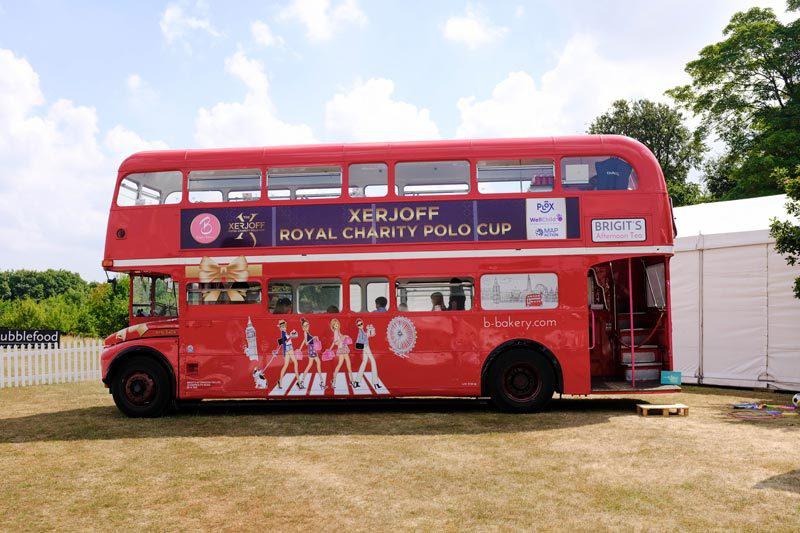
[118,135,661,179]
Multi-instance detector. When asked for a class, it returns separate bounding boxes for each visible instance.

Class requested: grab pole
[628,257,635,388]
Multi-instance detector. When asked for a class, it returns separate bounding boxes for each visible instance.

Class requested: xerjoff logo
[536,200,555,214]
[228,212,266,247]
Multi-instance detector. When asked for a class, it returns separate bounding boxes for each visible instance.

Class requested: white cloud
[325,78,440,142]
[278,0,367,42]
[443,4,509,50]
[251,20,284,47]
[104,125,169,155]
[160,2,220,50]
[194,51,315,147]
[0,49,166,281]
[125,73,157,108]
[456,34,687,138]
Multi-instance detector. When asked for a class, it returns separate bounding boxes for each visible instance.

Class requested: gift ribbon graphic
[198,255,249,302]
[184,257,263,302]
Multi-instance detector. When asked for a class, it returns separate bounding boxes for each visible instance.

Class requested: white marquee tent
[671,194,800,390]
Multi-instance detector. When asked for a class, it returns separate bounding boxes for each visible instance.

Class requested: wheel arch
[481,338,563,396]
[104,344,177,399]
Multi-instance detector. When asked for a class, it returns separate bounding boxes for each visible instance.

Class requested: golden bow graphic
[116,323,149,342]
[198,256,250,302]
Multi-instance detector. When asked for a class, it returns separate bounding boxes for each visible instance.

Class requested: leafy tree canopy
[0,271,130,337]
[770,165,800,298]
[588,98,706,206]
[668,4,800,200]
[0,269,88,301]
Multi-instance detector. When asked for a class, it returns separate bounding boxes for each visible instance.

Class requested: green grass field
[1,383,798,531]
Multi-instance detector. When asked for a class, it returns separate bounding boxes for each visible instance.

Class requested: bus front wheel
[488,350,554,413]
[111,356,171,418]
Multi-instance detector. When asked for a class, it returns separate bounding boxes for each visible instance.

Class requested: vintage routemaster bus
[100,136,677,417]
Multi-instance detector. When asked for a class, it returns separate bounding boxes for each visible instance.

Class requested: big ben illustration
[244,317,259,361]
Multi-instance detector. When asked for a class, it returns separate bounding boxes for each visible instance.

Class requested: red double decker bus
[101,136,677,417]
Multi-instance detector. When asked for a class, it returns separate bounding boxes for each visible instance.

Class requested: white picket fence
[0,339,102,388]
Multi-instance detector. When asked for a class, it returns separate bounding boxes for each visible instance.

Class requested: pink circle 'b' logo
[190,213,221,244]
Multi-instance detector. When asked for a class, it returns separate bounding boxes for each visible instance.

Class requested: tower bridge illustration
[490,275,558,306]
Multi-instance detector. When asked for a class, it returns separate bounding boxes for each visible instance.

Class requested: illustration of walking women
[271,319,299,389]
[327,318,355,388]
[354,319,380,389]
[298,318,323,390]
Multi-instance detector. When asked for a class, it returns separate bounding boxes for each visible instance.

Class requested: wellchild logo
[0,329,61,347]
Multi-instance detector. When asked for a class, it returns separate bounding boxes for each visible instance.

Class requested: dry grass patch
[1,383,798,531]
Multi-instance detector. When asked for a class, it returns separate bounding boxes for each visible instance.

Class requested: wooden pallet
[637,403,688,417]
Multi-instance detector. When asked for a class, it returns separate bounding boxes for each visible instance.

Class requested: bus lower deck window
[395,278,474,311]
[187,282,262,305]
[349,278,390,312]
[269,279,342,314]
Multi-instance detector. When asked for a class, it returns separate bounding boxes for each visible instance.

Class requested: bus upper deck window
[477,159,554,194]
[395,161,470,196]
[561,156,638,191]
[349,163,388,198]
[188,169,261,203]
[117,171,183,206]
[267,166,342,201]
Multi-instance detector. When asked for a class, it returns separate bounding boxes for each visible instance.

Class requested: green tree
[0,271,130,337]
[85,278,130,337]
[0,269,87,300]
[668,3,800,200]
[588,99,706,206]
[770,165,800,298]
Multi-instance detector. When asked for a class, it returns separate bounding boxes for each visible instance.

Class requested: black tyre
[488,349,555,413]
[111,356,172,418]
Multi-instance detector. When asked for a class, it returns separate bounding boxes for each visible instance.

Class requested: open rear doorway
[588,257,677,393]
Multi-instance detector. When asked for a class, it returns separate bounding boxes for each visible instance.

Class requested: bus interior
[588,257,675,393]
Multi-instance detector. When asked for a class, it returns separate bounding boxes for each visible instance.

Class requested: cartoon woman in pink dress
[272,319,299,389]
[297,318,323,390]
[327,318,355,389]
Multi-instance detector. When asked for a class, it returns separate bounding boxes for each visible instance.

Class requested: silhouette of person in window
[448,278,466,310]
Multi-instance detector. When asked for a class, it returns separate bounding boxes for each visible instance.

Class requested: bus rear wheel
[111,356,171,418]
[489,350,554,413]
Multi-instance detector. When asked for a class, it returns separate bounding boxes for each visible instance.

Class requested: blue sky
[0,0,793,280]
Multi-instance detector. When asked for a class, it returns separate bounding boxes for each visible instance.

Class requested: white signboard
[591,218,646,242]
[525,198,566,240]
[481,273,559,310]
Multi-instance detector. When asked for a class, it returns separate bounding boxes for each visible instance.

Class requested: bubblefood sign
[1,329,61,347]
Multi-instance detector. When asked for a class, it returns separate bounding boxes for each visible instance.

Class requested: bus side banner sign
[180,198,580,249]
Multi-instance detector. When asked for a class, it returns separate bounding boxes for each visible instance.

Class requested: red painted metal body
[100,136,676,400]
